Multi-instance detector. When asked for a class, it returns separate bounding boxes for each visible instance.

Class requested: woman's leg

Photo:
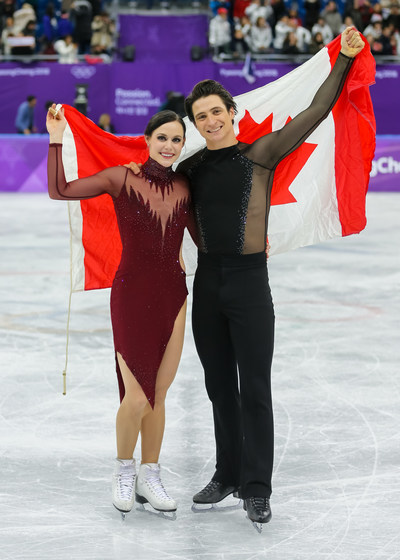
[140,300,187,463]
[113,354,151,514]
[116,352,151,460]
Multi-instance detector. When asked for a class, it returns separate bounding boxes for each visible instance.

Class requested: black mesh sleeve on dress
[47,143,126,200]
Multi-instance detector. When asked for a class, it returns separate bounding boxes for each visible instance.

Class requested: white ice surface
[0,193,399,560]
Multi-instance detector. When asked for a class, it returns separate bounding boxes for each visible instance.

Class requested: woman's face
[146,121,185,167]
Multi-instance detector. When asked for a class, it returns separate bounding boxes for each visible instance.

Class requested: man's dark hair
[184,80,238,123]
[144,110,186,138]
[27,95,36,103]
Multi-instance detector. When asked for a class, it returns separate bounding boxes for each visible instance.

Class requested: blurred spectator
[54,33,78,62]
[1,0,16,19]
[312,16,334,43]
[91,0,102,17]
[71,0,93,54]
[12,2,36,34]
[159,91,185,116]
[10,18,37,54]
[245,0,273,25]
[273,14,292,51]
[371,2,384,20]
[384,2,400,29]
[57,9,74,38]
[42,38,56,58]
[391,25,400,54]
[1,15,15,54]
[380,23,397,52]
[23,18,36,38]
[282,30,300,53]
[42,3,58,44]
[340,14,356,32]
[309,30,325,52]
[91,11,115,55]
[289,17,312,52]
[250,15,273,52]
[304,0,321,30]
[366,25,393,53]
[352,0,373,30]
[287,6,303,26]
[233,0,252,18]
[25,0,38,13]
[209,6,232,55]
[61,0,74,11]
[321,0,343,36]
[15,95,37,134]
[364,17,383,37]
[210,0,231,16]
[233,15,252,55]
[98,113,115,133]
[270,0,287,24]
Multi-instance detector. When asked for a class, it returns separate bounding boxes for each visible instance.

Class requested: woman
[250,16,273,53]
[47,107,195,517]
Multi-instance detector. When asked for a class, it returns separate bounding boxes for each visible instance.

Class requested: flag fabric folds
[61,34,375,293]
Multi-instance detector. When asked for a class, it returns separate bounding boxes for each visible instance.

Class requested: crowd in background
[210,0,400,57]
[1,0,399,61]
[0,0,116,60]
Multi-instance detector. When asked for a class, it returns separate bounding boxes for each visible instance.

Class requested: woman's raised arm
[47,105,125,200]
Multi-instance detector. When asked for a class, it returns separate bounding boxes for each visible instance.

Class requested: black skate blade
[245,514,266,533]
[136,502,177,521]
[191,497,242,514]
[251,520,263,534]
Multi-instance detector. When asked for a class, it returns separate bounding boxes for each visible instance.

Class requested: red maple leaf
[237,110,317,206]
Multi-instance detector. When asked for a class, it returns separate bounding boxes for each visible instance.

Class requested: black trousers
[192,251,275,499]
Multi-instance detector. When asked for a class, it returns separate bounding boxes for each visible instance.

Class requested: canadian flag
[62,35,375,293]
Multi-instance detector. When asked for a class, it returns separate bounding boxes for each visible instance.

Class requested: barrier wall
[0,135,398,193]
[0,59,399,136]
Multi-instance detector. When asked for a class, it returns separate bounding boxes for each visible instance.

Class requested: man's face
[192,95,235,149]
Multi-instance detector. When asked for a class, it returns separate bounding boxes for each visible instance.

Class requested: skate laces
[199,480,220,495]
[116,466,135,500]
[250,496,269,511]
[145,467,172,501]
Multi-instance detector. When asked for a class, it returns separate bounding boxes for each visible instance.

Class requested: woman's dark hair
[184,80,238,123]
[144,110,186,138]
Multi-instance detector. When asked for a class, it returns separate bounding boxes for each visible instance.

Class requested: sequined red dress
[47,146,193,407]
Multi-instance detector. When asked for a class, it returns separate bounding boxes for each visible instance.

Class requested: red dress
[48,146,193,407]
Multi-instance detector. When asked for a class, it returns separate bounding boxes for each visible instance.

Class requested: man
[127,27,364,527]
[176,27,364,527]
[15,95,37,134]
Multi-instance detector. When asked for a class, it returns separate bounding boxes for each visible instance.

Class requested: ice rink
[0,192,399,560]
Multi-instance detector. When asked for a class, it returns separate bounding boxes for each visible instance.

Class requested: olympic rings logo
[70,67,97,80]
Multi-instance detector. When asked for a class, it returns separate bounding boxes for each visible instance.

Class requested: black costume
[178,52,353,499]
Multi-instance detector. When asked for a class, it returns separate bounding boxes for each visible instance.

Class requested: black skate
[191,480,241,513]
[243,497,272,533]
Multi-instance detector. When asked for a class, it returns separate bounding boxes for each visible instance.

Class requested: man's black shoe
[193,480,239,504]
[243,497,272,523]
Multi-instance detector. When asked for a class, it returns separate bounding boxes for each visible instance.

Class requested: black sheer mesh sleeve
[244,52,354,170]
[47,143,127,200]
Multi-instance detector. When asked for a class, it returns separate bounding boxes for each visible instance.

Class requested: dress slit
[113,292,188,409]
